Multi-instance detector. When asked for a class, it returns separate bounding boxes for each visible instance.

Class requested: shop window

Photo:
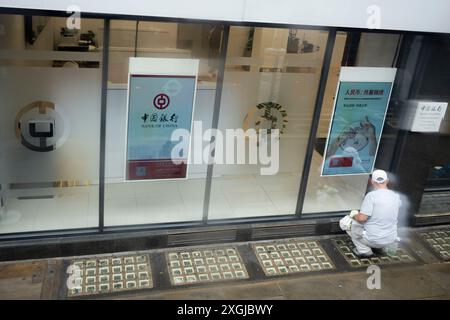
[208,27,329,219]
[0,14,104,233]
[104,21,223,226]
[302,32,402,214]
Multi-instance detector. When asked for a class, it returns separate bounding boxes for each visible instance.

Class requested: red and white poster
[125,58,198,180]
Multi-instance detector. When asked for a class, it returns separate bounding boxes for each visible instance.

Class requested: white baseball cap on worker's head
[371,169,388,184]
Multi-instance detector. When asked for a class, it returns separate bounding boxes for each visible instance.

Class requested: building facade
[0,1,449,260]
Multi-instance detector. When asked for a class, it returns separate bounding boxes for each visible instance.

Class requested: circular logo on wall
[243,102,288,135]
[153,93,170,110]
[15,101,70,152]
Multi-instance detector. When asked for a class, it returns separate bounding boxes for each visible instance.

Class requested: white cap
[372,169,388,183]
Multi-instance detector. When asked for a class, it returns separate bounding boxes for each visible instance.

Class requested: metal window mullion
[99,18,110,232]
[295,29,337,217]
[202,24,230,223]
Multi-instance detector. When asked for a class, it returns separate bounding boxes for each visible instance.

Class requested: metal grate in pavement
[66,254,152,297]
[166,246,249,286]
[252,239,335,276]
[332,237,415,268]
[418,228,450,260]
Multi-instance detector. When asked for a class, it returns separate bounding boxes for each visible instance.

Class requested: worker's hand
[349,210,359,219]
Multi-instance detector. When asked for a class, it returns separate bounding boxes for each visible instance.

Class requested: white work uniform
[349,188,401,255]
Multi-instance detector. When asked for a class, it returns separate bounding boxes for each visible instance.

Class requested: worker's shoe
[384,246,398,257]
[371,247,384,255]
[352,247,374,258]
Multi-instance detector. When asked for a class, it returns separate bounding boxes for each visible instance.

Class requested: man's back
[360,189,401,245]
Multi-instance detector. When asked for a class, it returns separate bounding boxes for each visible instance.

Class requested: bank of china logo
[153,93,170,110]
[15,101,69,152]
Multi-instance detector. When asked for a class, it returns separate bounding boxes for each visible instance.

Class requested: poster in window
[125,57,198,180]
[321,67,397,176]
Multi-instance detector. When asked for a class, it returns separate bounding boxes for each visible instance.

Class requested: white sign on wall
[411,101,448,133]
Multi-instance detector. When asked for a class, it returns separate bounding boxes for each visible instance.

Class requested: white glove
[339,215,353,231]
[349,210,359,219]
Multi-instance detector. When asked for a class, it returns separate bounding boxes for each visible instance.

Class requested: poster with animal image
[321,67,396,176]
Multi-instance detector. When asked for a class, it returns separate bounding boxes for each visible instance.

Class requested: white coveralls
[347,221,386,255]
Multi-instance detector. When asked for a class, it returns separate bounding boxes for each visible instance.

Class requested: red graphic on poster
[153,93,170,110]
[127,159,187,180]
[329,157,353,168]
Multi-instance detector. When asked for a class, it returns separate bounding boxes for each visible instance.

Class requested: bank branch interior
[0,13,423,235]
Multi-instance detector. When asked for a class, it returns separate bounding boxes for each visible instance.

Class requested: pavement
[0,225,449,300]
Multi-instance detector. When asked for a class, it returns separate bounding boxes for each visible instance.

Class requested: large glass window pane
[0,14,103,233]
[208,27,329,219]
[104,21,222,226]
[302,32,402,214]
